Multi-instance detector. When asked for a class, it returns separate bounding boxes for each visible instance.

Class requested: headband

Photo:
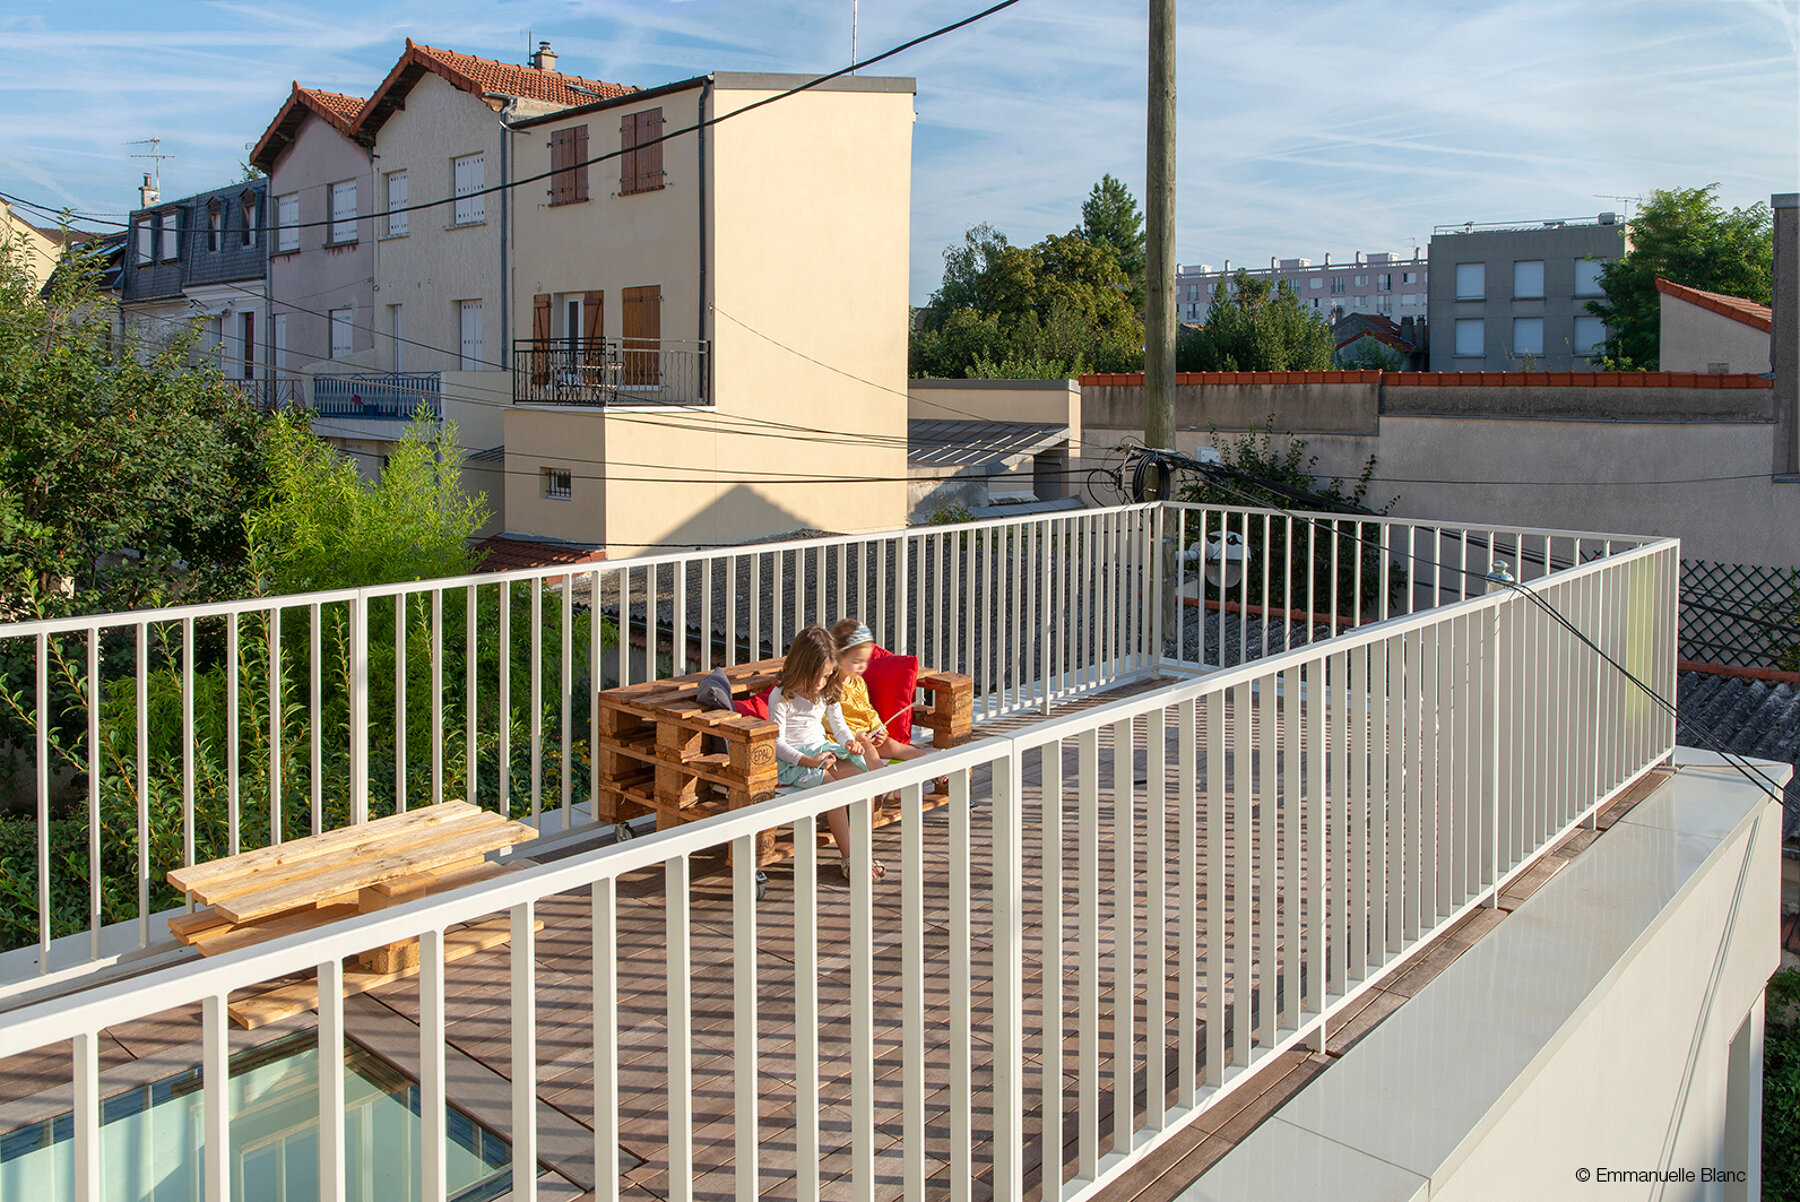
[839,623,874,651]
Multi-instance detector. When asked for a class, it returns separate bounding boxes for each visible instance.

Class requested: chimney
[139,172,159,208]
[1355,250,1364,265]
[531,41,557,72]
[1773,193,1798,474]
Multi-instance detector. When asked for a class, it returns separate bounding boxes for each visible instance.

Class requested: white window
[1574,258,1605,297]
[1353,295,1369,310]
[1402,271,1419,284]
[1512,317,1544,356]
[385,171,408,237]
[1354,274,1369,287]
[1573,315,1605,357]
[273,313,288,370]
[1454,263,1484,299]
[276,193,299,253]
[389,305,403,372]
[1329,277,1344,294]
[1400,293,1421,307]
[459,301,483,369]
[1454,318,1484,357]
[543,468,572,500]
[160,211,179,261]
[238,312,256,379]
[135,220,152,265]
[329,307,353,359]
[1376,273,1392,292]
[207,205,222,252]
[1513,260,1545,299]
[453,154,485,225]
[329,181,356,244]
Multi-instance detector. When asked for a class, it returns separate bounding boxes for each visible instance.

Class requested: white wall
[1662,295,1771,375]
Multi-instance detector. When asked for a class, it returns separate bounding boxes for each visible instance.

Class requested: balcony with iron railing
[310,371,443,421]
[0,502,1681,1201]
[223,375,302,413]
[512,338,709,407]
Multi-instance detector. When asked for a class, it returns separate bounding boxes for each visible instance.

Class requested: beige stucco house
[1656,275,1772,375]
[1,196,64,287]
[501,73,915,555]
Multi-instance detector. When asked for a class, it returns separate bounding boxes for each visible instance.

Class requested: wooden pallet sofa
[594,656,974,866]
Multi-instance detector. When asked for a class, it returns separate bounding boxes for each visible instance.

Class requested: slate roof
[1676,669,1800,839]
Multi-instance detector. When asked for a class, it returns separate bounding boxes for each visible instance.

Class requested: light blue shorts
[776,741,866,789]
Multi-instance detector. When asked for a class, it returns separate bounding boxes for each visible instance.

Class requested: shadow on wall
[613,483,822,556]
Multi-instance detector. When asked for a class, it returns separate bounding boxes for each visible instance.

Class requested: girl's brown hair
[830,617,872,653]
[780,626,843,702]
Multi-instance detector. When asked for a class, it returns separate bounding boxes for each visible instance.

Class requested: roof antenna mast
[851,0,859,72]
[128,137,174,194]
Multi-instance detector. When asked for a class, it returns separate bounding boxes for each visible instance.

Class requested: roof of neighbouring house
[358,39,635,138]
[473,534,608,574]
[1676,668,1800,839]
[907,419,1070,473]
[251,83,369,169]
[1655,277,1773,334]
[1333,313,1418,353]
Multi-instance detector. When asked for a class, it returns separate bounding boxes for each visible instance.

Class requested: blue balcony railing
[311,372,442,420]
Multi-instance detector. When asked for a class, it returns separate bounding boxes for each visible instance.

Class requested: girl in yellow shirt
[830,618,928,766]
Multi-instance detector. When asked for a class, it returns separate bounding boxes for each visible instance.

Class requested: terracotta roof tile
[406,40,633,108]
[473,535,608,574]
[1655,276,1772,333]
[298,87,365,132]
[251,82,368,170]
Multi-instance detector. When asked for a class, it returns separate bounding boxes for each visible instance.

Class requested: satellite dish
[1204,530,1248,589]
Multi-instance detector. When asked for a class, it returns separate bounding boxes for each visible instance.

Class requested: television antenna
[1595,193,1644,223]
[128,137,174,192]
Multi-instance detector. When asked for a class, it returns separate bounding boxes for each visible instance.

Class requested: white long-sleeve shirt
[768,686,855,764]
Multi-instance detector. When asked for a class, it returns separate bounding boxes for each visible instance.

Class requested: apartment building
[121,174,268,392]
[502,72,916,554]
[1426,213,1626,370]
[1174,251,1429,323]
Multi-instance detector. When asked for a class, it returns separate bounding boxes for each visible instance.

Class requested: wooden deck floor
[0,684,1669,1202]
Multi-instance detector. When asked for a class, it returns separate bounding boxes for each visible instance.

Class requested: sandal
[836,857,886,884]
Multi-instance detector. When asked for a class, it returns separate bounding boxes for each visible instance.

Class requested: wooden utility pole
[1143,0,1177,476]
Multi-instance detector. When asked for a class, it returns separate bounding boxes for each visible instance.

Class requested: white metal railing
[0,533,1679,1202]
[0,502,1657,992]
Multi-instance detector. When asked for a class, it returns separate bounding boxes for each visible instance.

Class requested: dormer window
[240,192,257,246]
[206,200,222,252]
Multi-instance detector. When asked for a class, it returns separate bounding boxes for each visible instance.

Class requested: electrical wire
[0,0,1029,237]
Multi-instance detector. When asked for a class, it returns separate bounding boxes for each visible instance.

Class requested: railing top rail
[0,736,1000,1055]
[1164,500,1656,547]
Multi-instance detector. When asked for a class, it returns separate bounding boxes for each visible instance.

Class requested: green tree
[1079,174,1145,308]
[246,409,490,594]
[1178,273,1335,372]
[1588,185,1772,369]
[0,226,270,619]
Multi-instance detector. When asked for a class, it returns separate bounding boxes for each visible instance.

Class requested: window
[1454,263,1484,299]
[1353,295,1369,310]
[1511,317,1544,356]
[1400,293,1421,307]
[1329,277,1344,295]
[1574,257,1604,297]
[329,181,357,244]
[1376,273,1392,292]
[549,125,590,205]
[273,314,288,370]
[565,297,582,353]
[459,301,483,370]
[453,155,485,225]
[620,108,665,195]
[135,219,153,265]
[1402,271,1419,284]
[389,305,403,372]
[1513,260,1545,299]
[329,308,353,359]
[1573,315,1604,357]
[207,201,222,252]
[622,285,660,385]
[543,468,572,500]
[1454,318,1484,357]
[385,171,408,237]
[239,312,256,379]
[276,193,299,253]
[1185,284,1199,302]
[240,192,256,245]
[160,210,179,261]
[1354,274,1368,287]
[1309,277,1322,290]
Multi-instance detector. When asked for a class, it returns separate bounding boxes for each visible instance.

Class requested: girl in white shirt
[770,626,883,882]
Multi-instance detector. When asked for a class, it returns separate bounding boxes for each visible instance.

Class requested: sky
[1,0,1795,305]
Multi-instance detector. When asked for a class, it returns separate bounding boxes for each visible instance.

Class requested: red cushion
[862,649,919,744]
[734,686,772,721]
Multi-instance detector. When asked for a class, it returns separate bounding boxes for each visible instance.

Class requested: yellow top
[839,674,884,736]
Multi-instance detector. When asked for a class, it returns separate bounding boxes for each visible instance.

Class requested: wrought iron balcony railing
[310,371,443,420]
[512,337,708,406]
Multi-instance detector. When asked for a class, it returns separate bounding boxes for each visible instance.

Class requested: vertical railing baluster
[1257,673,1277,1048]
[562,575,574,826]
[1204,692,1225,1086]
[432,589,444,806]
[35,632,49,972]
[1147,704,1167,1131]
[591,881,620,1202]
[225,616,238,854]
[1231,682,1252,1067]
[1261,513,1273,661]
[87,631,102,957]
[901,779,926,1199]
[203,993,230,1202]
[1177,697,1198,1107]
[73,1031,100,1201]
[422,927,449,1202]
[396,597,408,814]
[1112,715,1136,1146]
[467,584,479,808]
[136,624,150,945]
[668,856,693,1202]
[1040,740,1066,1169]
[512,902,538,1202]
[949,769,973,1197]
[994,752,1026,1199]
[530,577,543,826]
[849,794,876,1202]
[1305,658,1326,1049]
[732,835,760,1202]
[270,610,282,841]
[350,594,368,823]
[793,812,820,1202]
[320,955,347,1202]
[309,604,322,834]
[1347,648,1366,982]
[1078,726,1101,1178]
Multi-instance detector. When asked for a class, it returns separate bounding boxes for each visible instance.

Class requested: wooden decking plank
[191,904,362,957]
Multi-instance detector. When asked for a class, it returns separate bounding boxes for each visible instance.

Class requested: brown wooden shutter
[531,293,552,384]
[622,285,661,386]
[620,113,637,195]
[640,108,663,191]
[572,125,589,201]
[548,129,568,204]
[582,290,604,367]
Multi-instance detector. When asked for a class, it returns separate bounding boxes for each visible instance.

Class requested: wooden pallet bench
[594,657,974,865]
[166,800,539,1028]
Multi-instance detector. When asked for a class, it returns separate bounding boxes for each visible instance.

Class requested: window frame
[1574,257,1605,297]
[1511,316,1544,357]
[160,210,180,262]
[458,300,484,370]
[1512,260,1545,300]
[385,171,408,237]
[1454,262,1485,300]
[619,108,666,196]
[328,181,357,245]
[328,308,354,360]
[543,468,573,501]
[206,200,222,252]
[452,154,486,226]
[1572,315,1605,358]
[275,193,299,254]
[1454,317,1485,357]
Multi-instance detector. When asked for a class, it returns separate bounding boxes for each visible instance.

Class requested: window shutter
[531,294,552,384]
[640,109,663,191]
[621,285,661,386]
[582,290,604,367]
[620,113,638,195]
[572,125,589,201]
[549,129,568,204]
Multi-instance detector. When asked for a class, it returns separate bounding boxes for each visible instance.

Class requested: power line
[1,0,1028,236]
